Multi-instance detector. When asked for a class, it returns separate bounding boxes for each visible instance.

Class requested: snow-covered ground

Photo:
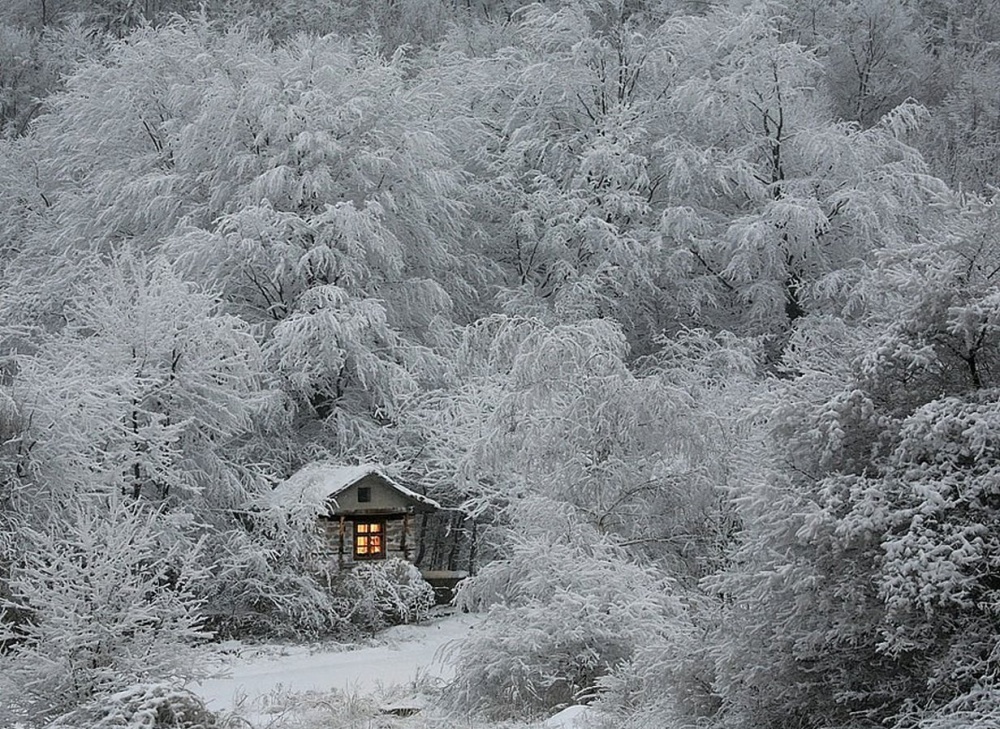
[191,610,478,712]
[187,610,599,729]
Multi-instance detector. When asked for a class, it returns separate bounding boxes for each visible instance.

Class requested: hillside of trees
[2,1,1000,727]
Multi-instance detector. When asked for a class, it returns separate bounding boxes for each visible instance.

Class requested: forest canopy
[2,1,1000,728]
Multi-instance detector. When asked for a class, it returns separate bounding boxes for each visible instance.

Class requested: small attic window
[357,486,371,503]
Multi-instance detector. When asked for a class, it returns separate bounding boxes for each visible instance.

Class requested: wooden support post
[447,511,462,571]
[414,512,427,566]
[401,512,410,560]
[338,516,346,566]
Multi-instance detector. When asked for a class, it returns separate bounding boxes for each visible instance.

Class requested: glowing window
[354,521,385,559]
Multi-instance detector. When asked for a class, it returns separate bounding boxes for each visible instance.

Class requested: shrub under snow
[339,557,435,633]
[0,497,210,723]
[445,502,691,720]
[199,526,348,639]
[46,683,218,729]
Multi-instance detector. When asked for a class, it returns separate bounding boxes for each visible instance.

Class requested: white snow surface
[542,704,599,728]
[189,610,478,713]
[266,462,442,510]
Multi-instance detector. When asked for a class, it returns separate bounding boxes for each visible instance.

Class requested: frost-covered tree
[9,252,264,514]
[163,30,474,450]
[3,251,356,641]
[707,194,1000,729]
[890,0,1000,191]
[0,496,209,724]
[2,0,204,31]
[921,60,1000,192]
[403,315,758,581]
[0,24,49,136]
[440,0,947,355]
[446,0,677,344]
[221,0,452,47]
[446,496,693,720]
[1,18,484,458]
[639,1,947,350]
[0,18,100,140]
[788,0,933,127]
[396,314,760,718]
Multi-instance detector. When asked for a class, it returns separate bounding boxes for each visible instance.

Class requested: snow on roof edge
[272,462,443,511]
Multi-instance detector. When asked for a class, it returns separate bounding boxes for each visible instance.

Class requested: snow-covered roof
[270,462,441,511]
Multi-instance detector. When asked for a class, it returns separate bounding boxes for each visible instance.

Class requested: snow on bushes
[47,683,218,729]
[198,525,347,640]
[444,499,691,720]
[339,557,435,633]
[0,497,210,723]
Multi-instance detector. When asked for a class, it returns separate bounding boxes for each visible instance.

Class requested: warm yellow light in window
[354,522,385,557]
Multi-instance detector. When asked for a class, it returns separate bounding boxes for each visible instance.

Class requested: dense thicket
[1,1,999,727]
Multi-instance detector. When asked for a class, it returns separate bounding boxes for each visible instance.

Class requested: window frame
[352,519,386,560]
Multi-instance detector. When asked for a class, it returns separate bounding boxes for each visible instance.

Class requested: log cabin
[276,463,442,568]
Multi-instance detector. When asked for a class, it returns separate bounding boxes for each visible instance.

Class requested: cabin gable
[329,473,420,515]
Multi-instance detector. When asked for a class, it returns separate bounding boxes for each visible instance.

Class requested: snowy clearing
[190,610,477,709]
[187,610,599,729]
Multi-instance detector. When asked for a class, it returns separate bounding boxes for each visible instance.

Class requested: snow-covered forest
[2,0,1000,727]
